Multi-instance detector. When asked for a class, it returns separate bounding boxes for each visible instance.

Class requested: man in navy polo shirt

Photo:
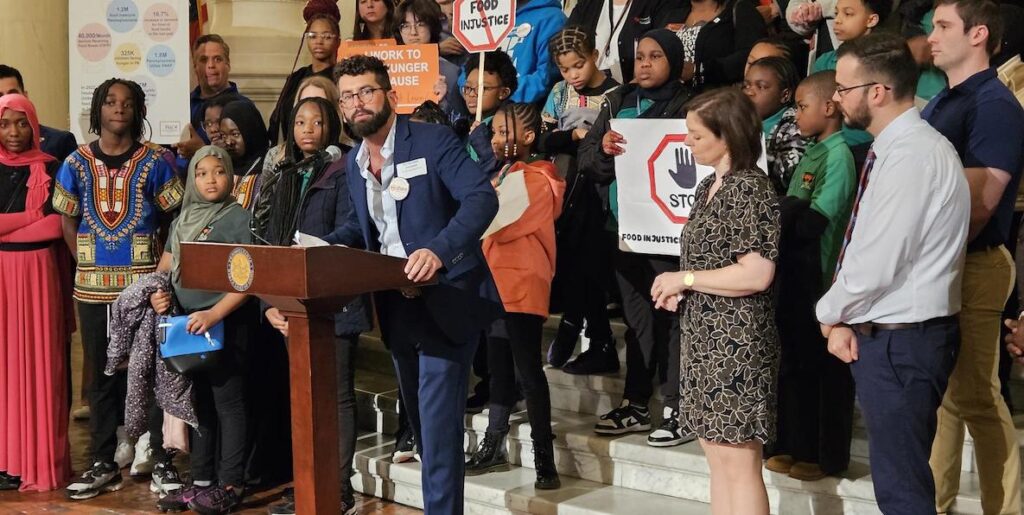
[923,1,1024,513]
[174,34,253,160]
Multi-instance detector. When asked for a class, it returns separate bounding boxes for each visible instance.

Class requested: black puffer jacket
[257,150,373,337]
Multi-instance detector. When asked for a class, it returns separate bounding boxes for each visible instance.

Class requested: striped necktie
[833,148,876,282]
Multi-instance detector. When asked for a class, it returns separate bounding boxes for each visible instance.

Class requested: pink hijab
[0,94,56,209]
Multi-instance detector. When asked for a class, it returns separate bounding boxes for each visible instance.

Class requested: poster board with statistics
[69,0,191,144]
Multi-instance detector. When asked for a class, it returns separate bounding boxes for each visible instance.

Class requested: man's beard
[348,101,393,138]
[842,96,872,131]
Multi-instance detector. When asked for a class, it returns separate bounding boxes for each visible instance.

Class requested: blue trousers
[850,319,959,515]
[378,292,477,515]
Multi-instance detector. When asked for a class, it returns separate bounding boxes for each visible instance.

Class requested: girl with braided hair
[465,102,565,490]
[538,27,620,373]
[539,27,619,153]
[743,56,809,194]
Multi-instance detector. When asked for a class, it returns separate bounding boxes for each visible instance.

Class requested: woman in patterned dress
[651,87,780,515]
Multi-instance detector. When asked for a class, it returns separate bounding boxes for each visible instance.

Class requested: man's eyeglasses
[399,21,429,33]
[340,87,385,106]
[461,85,499,97]
[835,82,891,97]
[304,32,339,42]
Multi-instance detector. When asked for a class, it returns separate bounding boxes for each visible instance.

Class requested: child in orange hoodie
[465,102,565,490]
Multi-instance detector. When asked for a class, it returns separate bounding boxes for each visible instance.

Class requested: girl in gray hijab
[150,145,257,514]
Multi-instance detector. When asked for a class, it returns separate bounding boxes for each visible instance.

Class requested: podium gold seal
[227,247,254,291]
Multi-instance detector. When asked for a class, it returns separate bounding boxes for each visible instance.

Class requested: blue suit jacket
[40,125,77,163]
[325,116,503,343]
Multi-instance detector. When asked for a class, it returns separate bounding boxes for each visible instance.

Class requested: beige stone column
[205,0,356,120]
[0,0,70,130]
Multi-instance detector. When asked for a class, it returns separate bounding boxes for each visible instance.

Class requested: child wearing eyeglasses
[267,3,343,145]
[461,50,518,176]
[395,0,470,126]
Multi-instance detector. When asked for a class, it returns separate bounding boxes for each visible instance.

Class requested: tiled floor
[0,324,421,515]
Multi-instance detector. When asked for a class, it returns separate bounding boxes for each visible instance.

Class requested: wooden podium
[179,242,421,515]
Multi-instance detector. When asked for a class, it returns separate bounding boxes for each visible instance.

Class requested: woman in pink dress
[0,93,71,491]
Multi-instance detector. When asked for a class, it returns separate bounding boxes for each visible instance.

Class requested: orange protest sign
[339,43,440,114]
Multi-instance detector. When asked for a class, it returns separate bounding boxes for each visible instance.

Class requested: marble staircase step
[461,409,1021,515]
[353,337,996,476]
[352,437,711,515]
[354,368,400,434]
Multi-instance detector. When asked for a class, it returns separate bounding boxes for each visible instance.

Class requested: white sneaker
[114,426,135,469]
[130,431,154,476]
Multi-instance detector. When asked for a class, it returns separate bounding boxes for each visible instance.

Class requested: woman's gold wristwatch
[683,271,695,288]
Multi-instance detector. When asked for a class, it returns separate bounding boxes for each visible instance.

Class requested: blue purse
[158,316,224,374]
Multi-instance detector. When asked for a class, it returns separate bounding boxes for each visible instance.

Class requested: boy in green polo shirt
[789,70,857,280]
[766,70,857,482]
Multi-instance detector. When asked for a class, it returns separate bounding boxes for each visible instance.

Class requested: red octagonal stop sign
[647,134,702,224]
[453,0,516,52]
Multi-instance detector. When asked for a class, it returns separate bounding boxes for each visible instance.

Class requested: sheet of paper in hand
[294,232,331,247]
[482,170,529,239]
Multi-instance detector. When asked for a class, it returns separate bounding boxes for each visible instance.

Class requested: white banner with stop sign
[611,119,767,256]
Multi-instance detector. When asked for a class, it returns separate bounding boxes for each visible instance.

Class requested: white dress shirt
[816,108,970,325]
[356,120,408,258]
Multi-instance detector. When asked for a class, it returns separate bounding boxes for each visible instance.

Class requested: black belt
[851,315,957,337]
[0,241,51,252]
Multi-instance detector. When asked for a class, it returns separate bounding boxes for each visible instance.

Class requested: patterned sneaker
[66,461,123,500]
[647,407,694,447]
[150,461,184,497]
[593,401,651,435]
[157,483,213,513]
[189,485,243,515]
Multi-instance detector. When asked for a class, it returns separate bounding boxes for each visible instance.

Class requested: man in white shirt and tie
[815,33,970,515]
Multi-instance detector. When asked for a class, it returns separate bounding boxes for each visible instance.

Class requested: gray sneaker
[66,461,123,500]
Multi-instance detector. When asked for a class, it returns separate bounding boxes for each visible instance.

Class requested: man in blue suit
[327,55,502,515]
